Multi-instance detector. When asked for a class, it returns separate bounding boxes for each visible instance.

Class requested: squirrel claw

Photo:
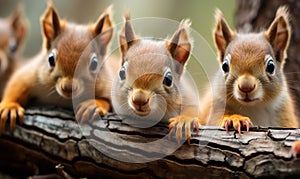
[168,115,198,144]
[0,102,24,133]
[221,114,252,134]
[193,121,200,134]
[76,99,109,124]
[291,141,300,158]
[223,119,231,132]
[243,120,251,132]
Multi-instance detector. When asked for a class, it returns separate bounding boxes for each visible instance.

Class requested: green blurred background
[0,0,236,91]
[0,0,236,57]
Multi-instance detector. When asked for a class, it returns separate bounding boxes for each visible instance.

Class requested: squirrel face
[112,15,191,120]
[0,6,26,74]
[223,34,283,105]
[39,4,113,99]
[117,40,179,116]
[213,7,290,106]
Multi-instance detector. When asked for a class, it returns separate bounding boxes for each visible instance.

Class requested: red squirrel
[0,5,27,97]
[200,6,298,132]
[0,2,118,133]
[111,14,199,143]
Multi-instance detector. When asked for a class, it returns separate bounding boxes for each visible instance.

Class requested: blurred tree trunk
[236,0,300,123]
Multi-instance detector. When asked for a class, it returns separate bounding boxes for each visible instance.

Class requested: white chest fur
[228,91,286,127]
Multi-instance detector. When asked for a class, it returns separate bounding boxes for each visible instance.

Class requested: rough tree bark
[236,0,300,122]
[0,107,300,178]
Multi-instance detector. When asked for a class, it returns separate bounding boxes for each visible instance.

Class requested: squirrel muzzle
[129,89,151,116]
[56,77,81,99]
[234,74,261,104]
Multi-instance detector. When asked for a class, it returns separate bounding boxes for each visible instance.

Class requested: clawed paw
[291,141,300,158]
[76,99,109,124]
[0,102,24,133]
[221,114,252,134]
[169,115,199,144]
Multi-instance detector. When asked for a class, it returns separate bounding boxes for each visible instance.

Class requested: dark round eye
[89,57,98,71]
[9,40,17,53]
[48,51,56,67]
[222,60,230,73]
[163,72,173,87]
[119,67,126,80]
[266,60,275,74]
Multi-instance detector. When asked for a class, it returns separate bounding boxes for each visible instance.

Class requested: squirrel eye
[222,54,231,73]
[222,60,230,73]
[119,61,128,80]
[89,57,98,71]
[163,72,173,87]
[119,67,126,80]
[48,50,56,67]
[266,60,275,74]
[9,39,17,53]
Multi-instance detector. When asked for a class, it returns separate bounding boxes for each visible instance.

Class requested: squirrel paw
[291,141,300,158]
[76,99,109,124]
[169,115,199,144]
[0,102,24,133]
[221,114,252,134]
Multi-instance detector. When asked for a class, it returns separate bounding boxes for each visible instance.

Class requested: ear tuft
[41,1,62,50]
[92,5,114,56]
[119,11,138,62]
[265,6,291,62]
[276,6,289,19]
[9,4,27,52]
[167,19,192,74]
[93,4,113,36]
[213,8,234,62]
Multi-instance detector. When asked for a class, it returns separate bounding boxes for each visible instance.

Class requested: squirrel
[111,14,199,143]
[0,2,118,133]
[200,6,299,133]
[0,5,27,98]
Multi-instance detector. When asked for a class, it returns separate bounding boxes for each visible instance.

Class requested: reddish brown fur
[112,16,198,142]
[201,6,298,129]
[55,26,91,76]
[0,5,27,97]
[132,73,163,90]
[0,2,118,132]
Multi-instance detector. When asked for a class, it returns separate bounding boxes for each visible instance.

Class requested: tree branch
[0,107,300,178]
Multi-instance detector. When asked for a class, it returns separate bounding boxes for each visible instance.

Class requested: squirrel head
[112,14,191,119]
[0,4,27,74]
[213,6,291,105]
[40,2,113,99]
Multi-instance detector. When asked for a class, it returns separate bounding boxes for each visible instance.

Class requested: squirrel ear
[167,19,192,70]
[213,9,234,61]
[41,1,62,50]
[92,5,113,56]
[9,4,27,52]
[265,6,291,62]
[119,12,138,61]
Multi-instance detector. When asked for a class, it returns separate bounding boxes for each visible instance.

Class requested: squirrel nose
[61,83,73,93]
[61,81,78,93]
[238,83,256,93]
[132,90,149,106]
